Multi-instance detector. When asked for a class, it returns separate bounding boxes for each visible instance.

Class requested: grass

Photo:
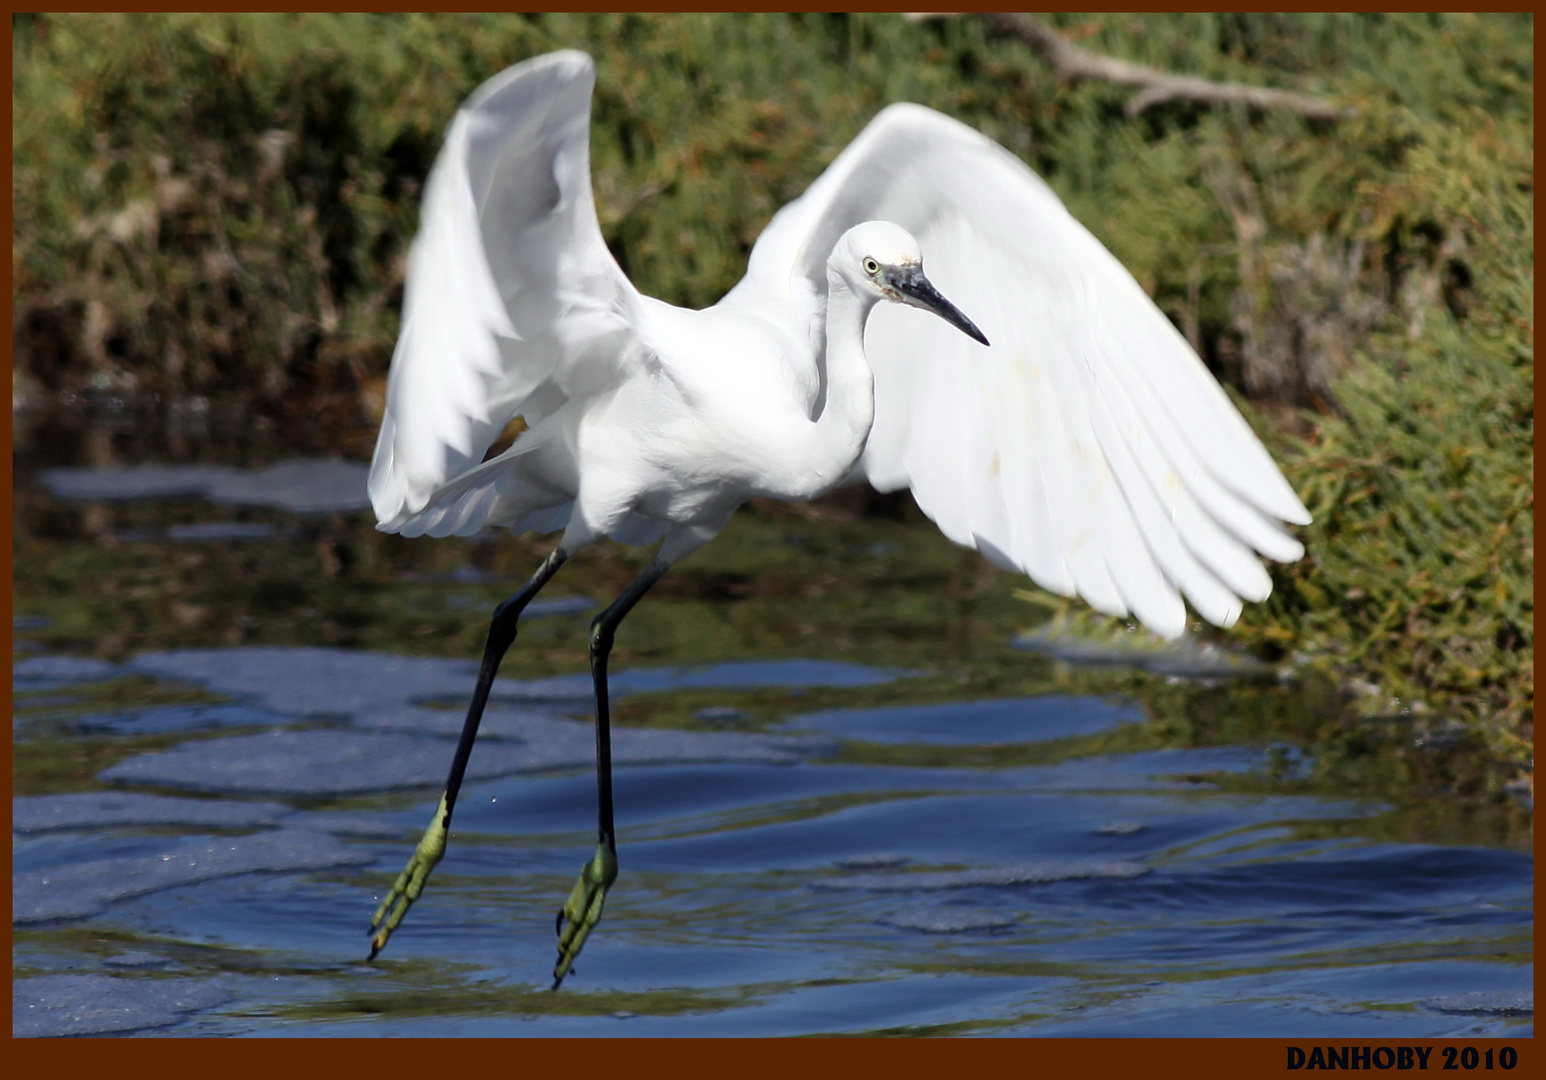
[12,13,1533,779]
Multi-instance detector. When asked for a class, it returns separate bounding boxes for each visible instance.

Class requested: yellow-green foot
[368,793,450,959]
[552,843,618,989]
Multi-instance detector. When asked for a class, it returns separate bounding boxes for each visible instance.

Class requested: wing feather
[369,51,647,534]
[736,103,1309,637]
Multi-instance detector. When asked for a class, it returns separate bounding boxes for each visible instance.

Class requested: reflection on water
[12,456,1533,1037]
[785,696,1142,746]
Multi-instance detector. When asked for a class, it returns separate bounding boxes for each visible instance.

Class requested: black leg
[589,558,670,852]
[552,557,670,988]
[444,548,568,821]
[368,547,567,959]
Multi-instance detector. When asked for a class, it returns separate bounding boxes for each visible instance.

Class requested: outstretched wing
[732,104,1310,638]
[369,51,648,533]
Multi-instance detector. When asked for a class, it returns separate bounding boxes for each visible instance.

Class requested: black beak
[893,266,990,347]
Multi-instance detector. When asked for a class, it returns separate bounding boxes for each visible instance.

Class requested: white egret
[365,50,1310,986]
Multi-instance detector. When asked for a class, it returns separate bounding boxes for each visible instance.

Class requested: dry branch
[912,13,1347,122]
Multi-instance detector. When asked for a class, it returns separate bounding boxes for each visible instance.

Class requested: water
[11,453,1532,1037]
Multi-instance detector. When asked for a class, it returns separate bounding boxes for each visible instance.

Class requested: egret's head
[838,221,989,347]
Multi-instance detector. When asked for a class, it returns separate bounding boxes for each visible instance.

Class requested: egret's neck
[802,266,878,492]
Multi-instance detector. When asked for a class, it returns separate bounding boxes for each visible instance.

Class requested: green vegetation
[12,14,1533,776]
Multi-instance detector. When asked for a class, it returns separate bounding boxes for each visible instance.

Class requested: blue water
[785,695,1143,745]
[10,461,1533,1037]
[12,650,1532,1037]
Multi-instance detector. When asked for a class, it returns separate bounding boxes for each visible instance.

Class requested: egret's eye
[862,257,880,276]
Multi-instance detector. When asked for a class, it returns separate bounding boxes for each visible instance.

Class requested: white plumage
[368,49,1310,639]
[363,47,1318,980]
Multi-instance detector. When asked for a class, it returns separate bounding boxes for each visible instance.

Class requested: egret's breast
[618,302,825,511]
